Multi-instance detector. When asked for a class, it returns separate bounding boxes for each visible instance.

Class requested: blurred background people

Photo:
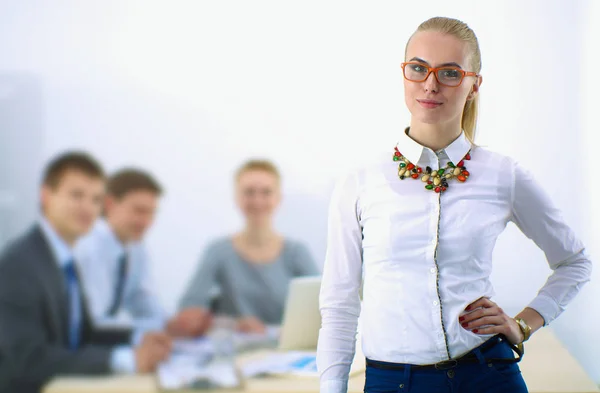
[178,160,320,334]
[76,168,212,338]
[0,152,171,393]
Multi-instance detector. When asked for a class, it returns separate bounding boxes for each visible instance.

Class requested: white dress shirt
[317,130,592,393]
[75,219,165,331]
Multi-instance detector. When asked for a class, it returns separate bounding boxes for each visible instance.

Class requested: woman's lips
[417,99,443,109]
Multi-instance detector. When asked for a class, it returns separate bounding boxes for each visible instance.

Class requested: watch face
[516,319,531,341]
[516,318,529,334]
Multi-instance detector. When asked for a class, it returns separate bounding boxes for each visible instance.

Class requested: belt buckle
[434,359,458,370]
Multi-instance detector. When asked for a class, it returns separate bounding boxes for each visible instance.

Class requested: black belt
[366,335,523,371]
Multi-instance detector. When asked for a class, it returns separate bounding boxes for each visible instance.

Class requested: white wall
[1,0,597,382]
[573,0,600,382]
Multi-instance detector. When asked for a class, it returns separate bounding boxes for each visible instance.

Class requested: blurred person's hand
[135,332,172,373]
[236,316,266,334]
[167,307,213,338]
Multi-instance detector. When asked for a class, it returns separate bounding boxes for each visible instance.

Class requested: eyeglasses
[401,62,479,87]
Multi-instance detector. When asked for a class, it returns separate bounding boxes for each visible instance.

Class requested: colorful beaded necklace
[392,147,472,193]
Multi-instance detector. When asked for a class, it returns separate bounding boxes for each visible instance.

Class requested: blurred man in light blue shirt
[75,168,211,338]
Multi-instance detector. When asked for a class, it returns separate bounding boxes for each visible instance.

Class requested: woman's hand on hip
[459,297,524,345]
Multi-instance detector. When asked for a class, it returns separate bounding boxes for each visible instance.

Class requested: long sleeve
[86,324,132,346]
[0,345,12,392]
[510,161,592,324]
[110,346,136,374]
[290,241,320,277]
[178,243,221,310]
[316,171,363,393]
[0,260,114,391]
[124,247,165,326]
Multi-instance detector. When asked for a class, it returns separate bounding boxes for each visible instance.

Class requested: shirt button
[433,300,439,306]
[430,267,436,274]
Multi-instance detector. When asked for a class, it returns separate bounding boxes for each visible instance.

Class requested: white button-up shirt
[75,219,165,331]
[317,130,592,393]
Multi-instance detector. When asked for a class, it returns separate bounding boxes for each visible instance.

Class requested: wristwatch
[514,317,532,343]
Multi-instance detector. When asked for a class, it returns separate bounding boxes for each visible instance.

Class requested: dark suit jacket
[0,348,11,393]
[0,225,133,393]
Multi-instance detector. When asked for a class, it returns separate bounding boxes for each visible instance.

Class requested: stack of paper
[157,327,281,390]
[242,338,365,379]
[242,351,318,378]
[233,326,281,352]
[158,358,241,390]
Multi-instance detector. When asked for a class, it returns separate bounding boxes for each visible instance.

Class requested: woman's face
[236,169,281,227]
[404,31,481,128]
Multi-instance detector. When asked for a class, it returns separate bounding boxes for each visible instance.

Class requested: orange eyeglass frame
[401,61,479,87]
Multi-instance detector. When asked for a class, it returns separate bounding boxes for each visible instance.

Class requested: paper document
[242,351,316,378]
[157,326,281,390]
[242,351,365,378]
[158,359,240,390]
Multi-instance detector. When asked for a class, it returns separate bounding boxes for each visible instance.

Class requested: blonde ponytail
[461,96,479,143]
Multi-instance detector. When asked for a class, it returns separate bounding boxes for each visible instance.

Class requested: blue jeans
[364,336,528,393]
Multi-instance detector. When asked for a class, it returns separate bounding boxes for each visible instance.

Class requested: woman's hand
[167,307,213,338]
[460,297,524,345]
[236,316,267,334]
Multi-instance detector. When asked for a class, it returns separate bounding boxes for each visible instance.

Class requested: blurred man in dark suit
[0,151,172,393]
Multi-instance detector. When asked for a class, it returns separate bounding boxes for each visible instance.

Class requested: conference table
[44,328,598,393]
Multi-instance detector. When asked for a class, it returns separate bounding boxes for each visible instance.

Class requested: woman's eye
[410,64,427,73]
[441,69,460,78]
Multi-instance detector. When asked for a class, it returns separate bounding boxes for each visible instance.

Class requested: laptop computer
[278,275,322,350]
[272,275,365,377]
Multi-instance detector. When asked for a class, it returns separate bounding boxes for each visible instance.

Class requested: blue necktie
[107,253,128,317]
[63,261,82,351]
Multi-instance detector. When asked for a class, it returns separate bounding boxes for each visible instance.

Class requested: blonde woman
[317,17,591,393]
[178,160,319,334]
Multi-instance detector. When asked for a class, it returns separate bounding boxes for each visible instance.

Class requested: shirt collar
[39,216,74,269]
[396,128,472,169]
[94,218,127,258]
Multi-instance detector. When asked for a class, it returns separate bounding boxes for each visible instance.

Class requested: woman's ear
[468,75,483,100]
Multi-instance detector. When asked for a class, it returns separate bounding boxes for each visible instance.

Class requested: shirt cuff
[132,330,145,347]
[320,379,349,393]
[527,294,557,326]
[110,346,136,374]
[132,318,167,346]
